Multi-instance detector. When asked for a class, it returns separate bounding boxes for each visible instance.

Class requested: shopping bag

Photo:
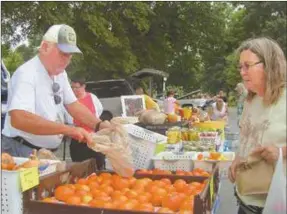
[88,122,135,177]
[263,148,286,214]
[236,153,274,196]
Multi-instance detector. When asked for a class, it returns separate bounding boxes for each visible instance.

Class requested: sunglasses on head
[52,82,62,105]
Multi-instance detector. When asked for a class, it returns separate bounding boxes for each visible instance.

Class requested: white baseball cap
[42,24,82,54]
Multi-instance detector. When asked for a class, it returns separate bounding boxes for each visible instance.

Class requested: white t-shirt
[64,93,103,125]
[237,89,287,207]
[163,97,176,114]
[211,102,227,120]
[2,56,77,149]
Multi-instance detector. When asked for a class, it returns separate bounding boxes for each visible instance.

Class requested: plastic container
[152,151,196,171]
[1,158,60,214]
[192,152,235,174]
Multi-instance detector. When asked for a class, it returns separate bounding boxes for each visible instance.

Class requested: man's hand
[251,145,280,164]
[64,127,93,145]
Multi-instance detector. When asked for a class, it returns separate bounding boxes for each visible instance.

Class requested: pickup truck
[85,79,135,119]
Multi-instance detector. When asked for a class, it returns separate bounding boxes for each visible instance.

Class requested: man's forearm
[65,101,101,130]
[10,110,72,135]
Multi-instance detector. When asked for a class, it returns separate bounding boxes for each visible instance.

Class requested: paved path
[55,108,241,214]
[216,107,239,214]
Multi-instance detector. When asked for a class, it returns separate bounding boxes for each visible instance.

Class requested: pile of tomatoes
[43,172,209,213]
[136,168,210,177]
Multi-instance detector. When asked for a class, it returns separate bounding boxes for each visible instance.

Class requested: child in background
[163,91,179,114]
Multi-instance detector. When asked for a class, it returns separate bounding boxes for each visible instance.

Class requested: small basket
[124,124,167,169]
[1,158,60,214]
[152,151,196,171]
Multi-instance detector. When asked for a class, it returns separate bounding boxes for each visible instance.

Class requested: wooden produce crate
[23,159,219,214]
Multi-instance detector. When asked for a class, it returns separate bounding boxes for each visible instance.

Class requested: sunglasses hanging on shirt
[52,82,62,105]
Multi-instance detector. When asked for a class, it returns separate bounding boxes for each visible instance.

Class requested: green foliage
[3,50,24,74]
[1,1,286,95]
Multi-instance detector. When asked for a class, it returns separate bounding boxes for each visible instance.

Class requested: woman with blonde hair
[228,37,287,214]
[235,82,248,126]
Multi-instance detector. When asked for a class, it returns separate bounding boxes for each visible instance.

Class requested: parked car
[1,61,10,130]
[86,79,135,119]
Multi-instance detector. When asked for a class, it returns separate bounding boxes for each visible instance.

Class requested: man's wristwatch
[95,121,102,132]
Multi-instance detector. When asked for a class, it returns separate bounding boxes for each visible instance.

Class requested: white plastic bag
[88,122,135,177]
[263,148,286,214]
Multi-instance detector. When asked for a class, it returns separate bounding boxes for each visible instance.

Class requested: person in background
[135,86,160,112]
[208,96,228,122]
[1,24,111,158]
[163,91,179,114]
[218,90,228,103]
[235,82,248,127]
[228,37,286,214]
[65,77,105,169]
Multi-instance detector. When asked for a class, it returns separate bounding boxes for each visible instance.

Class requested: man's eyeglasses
[237,61,263,72]
[52,82,62,105]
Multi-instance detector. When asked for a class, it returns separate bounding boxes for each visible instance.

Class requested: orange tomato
[118,201,137,210]
[112,194,128,203]
[103,202,114,209]
[87,174,97,181]
[99,185,114,195]
[42,197,58,203]
[180,196,194,211]
[54,185,75,202]
[66,195,81,205]
[128,177,137,186]
[162,192,185,212]
[136,203,154,212]
[174,179,188,193]
[197,153,204,160]
[161,178,172,186]
[157,207,174,213]
[153,180,166,188]
[91,189,108,198]
[89,199,106,208]
[74,184,90,192]
[99,172,112,180]
[137,169,152,174]
[176,170,186,176]
[77,178,88,185]
[125,190,138,199]
[136,193,151,203]
[112,176,130,190]
[88,181,100,190]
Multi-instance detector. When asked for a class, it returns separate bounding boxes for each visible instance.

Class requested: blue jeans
[1,135,34,157]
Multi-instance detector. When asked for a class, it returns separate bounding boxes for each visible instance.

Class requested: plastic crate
[123,124,167,169]
[1,158,60,214]
[152,151,196,171]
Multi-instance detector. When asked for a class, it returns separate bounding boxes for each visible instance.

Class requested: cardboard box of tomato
[23,159,219,214]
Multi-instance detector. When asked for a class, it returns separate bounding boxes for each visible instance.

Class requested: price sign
[20,167,39,192]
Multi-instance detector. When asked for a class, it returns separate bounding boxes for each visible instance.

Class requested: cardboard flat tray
[23,159,219,214]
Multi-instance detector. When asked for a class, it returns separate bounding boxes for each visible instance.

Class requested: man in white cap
[2,24,111,157]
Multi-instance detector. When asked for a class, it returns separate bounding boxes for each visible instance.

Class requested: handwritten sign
[20,167,39,192]
[121,95,146,117]
[210,175,214,204]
